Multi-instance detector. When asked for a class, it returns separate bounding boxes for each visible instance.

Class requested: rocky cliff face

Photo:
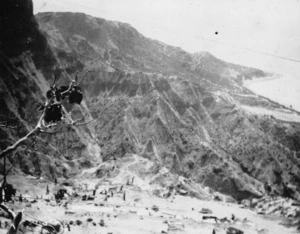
[34,12,300,200]
[0,1,101,181]
[1,4,300,202]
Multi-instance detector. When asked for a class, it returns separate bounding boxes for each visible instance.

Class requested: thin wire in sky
[37,0,300,64]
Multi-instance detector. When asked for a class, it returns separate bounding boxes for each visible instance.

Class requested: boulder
[152,205,159,212]
[227,227,244,234]
[199,208,213,214]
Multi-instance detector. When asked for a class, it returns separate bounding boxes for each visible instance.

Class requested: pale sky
[33,0,300,76]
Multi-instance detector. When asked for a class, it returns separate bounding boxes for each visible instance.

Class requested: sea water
[244,74,300,112]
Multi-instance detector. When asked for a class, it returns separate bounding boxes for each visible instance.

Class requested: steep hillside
[32,12,300,201]
[1,0,300,205]
[0,1,101,181]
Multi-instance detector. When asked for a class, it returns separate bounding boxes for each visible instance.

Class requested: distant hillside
[0,4,299,202]
[34,12,300,200]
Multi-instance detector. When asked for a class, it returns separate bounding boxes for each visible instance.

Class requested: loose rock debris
[0,156,298,234]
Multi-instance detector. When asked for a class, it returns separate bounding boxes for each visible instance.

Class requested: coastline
[242,74,281,87]
[242,73,300,112]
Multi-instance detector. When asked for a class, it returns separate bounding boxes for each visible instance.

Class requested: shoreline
[242,74,281,87]
[242,74,300,112]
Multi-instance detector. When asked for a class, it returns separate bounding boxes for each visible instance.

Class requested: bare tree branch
[71,113,88,125]
[0,124,18,129]
[0,204,23,234]
[77,69,94,85]
[0,69,98,160]
[60,79,76,97]
[51,73,58,88]
[0,204,15,220]
[72,114,100,126]
[0,127,40,160]
[40,129,64,134]
[0,112,45,160]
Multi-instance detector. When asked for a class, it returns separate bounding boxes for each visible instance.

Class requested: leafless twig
[0,123,18,129]
[0,204,23,234]
[0,204,15,220]
[0,112,44,160]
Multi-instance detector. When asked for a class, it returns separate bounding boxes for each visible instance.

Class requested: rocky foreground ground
[1,154,299,234]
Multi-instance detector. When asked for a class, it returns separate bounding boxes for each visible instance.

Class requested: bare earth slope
[33,12,300,201]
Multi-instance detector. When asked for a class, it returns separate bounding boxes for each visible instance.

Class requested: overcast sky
[33,0,300,76]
